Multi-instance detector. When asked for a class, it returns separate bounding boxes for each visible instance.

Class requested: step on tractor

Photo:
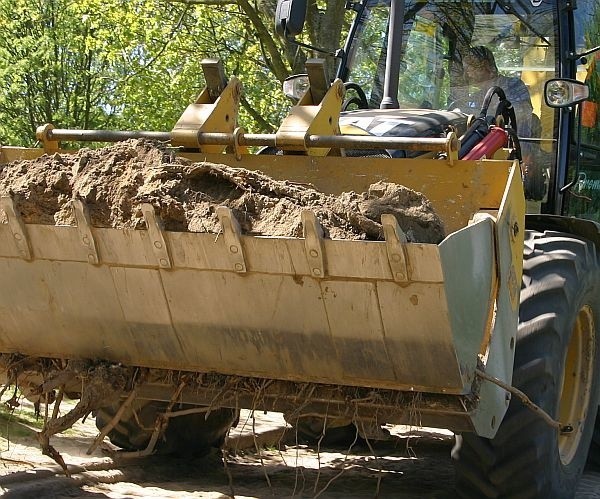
[1,0,600,496]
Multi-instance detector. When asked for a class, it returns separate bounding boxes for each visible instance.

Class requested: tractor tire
[291,416,360,446]
[283,413,364,446]
[95,399,239,456]
[454,230,600,498]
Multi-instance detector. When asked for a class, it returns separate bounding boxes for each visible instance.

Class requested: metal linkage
[40,127,171,144]
[37,127,458,153]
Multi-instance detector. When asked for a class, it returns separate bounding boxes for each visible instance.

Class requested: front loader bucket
[0,150,524,437]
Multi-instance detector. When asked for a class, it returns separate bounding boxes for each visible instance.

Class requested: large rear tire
[454,230,600,498]
[95,399,239,456]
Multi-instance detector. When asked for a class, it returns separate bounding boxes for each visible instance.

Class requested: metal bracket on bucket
[141,203,172,269]
[382,214,409,283]
[35,124,60,155]
[171,59,241,153]
[275,59,344,157]
[72,198,99,265]
[302,210,326,278]
[1,195,32,260]
[217,206,246,273]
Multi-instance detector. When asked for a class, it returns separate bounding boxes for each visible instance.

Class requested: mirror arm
[286,36,336,57]
[569,44,600,61]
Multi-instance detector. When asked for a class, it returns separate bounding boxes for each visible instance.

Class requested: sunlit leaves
[0,0,347,145]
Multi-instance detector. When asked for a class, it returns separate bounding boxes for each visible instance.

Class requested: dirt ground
[0,408,457,499]
[1,407,600,499]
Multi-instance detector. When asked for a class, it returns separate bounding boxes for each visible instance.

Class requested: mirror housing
[275,0,307,38]
[544,78,590,108]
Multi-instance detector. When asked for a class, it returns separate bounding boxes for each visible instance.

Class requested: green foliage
[0,390,43,443]
[581,0,600,144]
[0,0,303,145]
[582,2,600,99]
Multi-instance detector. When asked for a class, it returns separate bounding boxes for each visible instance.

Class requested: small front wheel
[96,399,239,456]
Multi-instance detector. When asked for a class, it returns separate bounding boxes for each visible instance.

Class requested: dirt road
[1,409,600,498]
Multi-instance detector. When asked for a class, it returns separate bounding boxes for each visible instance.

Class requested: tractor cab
[278,0,600,222]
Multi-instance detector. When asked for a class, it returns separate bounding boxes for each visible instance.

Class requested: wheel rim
[558,305,596,466]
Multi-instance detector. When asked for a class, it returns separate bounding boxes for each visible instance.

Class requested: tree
[0,0,349,145]
[0,0,197,144]
[0,0,114,144]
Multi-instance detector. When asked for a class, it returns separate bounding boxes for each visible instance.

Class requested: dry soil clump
[0,139,445,243]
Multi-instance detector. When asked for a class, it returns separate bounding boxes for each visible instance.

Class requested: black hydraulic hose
[479,86,507,119]
[459,116,493,159]
[459,86,520,159]
[494,99,518,133]
[506,127,523,162]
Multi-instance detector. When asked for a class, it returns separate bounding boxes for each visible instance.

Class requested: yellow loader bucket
[0,146,524,437]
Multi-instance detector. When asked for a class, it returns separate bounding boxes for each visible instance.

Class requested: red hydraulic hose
[462,126,509,160]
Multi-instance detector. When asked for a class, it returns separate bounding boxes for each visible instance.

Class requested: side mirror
[544,78,590,108]
[275,0,307,38]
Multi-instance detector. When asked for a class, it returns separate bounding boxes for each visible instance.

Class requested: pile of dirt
[0,140,445,243]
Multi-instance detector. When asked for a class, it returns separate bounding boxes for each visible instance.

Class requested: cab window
[565,0,600,220]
